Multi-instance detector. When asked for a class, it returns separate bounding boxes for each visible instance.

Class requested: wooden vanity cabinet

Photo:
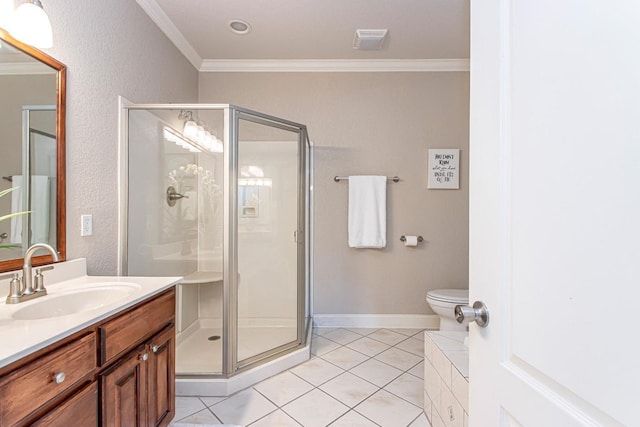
[0,287,176,427]
[99,289,176,427]
[100,326,176,427]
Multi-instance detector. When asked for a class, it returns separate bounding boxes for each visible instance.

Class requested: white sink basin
[11,282,141,320]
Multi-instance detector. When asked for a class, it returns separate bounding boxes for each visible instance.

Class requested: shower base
[175,319,310,396]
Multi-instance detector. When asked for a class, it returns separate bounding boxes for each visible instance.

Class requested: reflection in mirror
[0,28,65,271]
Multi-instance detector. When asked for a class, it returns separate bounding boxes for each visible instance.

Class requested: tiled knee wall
[423,332,469,427]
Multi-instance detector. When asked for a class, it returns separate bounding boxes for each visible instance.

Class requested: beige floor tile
[314,327,339,336]
[349,358,403,387]
[391,328,424,337]
[254,371,314,406]
[311,335,342,356]
[329,410,379,426]
[323,328,362,345]
[395,337,425,357]
[408,360,424,379]
[210,388,277,426]
[355,389,422,427]
[374,347,423,371]
[321,346,369,370]
[319,372,379,407]
[346,328,379,336]
[248,409,302,426]
[174,397,207,421]
[409,412,431,427]
[346,336,391,357]
[291,357,344,386]
[384,373,424,407]
[199,396,227,407]
[368,329,408,346]
[174,408,221,424]
[282,389,349,427]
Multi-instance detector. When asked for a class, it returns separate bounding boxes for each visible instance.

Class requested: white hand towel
[348,175,387,248]
[30,175,51,243]
[9,175,51,244]
[10,176,24,244]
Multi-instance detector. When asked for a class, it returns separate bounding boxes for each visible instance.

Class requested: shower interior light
[10,0,53,48]
[238,177,272,187]
[164,127,200,153]
[179,110,199,139]
[214,138,224,153]
[183,120,198,139]
[176,110,223,154]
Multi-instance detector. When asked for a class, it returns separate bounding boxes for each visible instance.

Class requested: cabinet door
[101,346,148,427]
[147,325,175,427]
[32,382,98,426]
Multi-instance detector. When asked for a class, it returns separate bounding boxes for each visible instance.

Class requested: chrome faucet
[3,243,59,304]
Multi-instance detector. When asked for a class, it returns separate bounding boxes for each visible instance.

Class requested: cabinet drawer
[0,333,96,425]
[32,381,98,426]
[99,289,175,365]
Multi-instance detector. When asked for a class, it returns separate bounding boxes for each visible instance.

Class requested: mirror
[0,28,66,272]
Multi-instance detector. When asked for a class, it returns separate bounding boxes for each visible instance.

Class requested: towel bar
[334,176,399,182]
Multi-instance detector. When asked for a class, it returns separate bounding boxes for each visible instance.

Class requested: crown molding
[135,0,469,74]
[0,62,56,75]
[199,58,470,73]
[136,0,202,70]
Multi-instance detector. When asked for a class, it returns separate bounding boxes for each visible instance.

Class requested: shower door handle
[455,301,490,328]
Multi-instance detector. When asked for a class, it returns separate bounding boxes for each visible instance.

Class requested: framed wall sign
[428,149,460,189]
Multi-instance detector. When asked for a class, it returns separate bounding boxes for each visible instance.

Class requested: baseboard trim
[312,314,440,329]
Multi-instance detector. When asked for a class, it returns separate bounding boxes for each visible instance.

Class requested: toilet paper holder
[400,235,423,243]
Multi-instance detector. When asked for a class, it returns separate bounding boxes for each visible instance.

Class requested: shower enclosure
[119,104,310,387]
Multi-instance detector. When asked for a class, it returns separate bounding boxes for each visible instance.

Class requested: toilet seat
[427,289,468,304]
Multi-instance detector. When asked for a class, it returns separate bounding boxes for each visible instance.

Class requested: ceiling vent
[353,29,388,50]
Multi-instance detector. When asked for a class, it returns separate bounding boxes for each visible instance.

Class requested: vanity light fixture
[176,110,224,153]
[178,110,199,140]
[10,0,53,48]
[164,127,200,153]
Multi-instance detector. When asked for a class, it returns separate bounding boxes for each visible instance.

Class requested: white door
[469,1,640,426]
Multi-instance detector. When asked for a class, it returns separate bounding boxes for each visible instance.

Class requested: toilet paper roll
[404,235,418,246]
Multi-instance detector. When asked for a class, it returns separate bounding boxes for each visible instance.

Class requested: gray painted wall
[5,4,469,316]
[43,0,199,274]
[199,72,469,315]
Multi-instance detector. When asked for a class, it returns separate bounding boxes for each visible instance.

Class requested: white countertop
[0,258,182,369]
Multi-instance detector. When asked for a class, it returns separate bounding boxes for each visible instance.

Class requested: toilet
[426,289,469,331]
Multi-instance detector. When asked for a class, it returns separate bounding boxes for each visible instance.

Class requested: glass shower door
[235,113,304,366]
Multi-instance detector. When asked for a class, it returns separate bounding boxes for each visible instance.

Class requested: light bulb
[197,126,205,144]
[10,0,53,48]
[183,120,198,139]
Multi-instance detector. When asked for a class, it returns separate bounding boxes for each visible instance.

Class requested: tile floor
[171,327,430,427]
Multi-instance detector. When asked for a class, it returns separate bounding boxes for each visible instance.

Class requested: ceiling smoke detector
[353,29,388,50]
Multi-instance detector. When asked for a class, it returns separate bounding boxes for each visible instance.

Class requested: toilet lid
[427,289,469,303]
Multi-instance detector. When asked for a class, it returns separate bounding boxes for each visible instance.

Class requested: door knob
[455,301,490,328]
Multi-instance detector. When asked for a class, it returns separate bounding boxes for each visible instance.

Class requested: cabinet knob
[52,372,66,384]
[151,345,159,353]
[139,353,149,362]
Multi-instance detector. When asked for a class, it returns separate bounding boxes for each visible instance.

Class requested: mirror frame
[0,28,66,272]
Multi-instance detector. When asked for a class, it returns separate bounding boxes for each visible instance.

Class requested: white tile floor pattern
[171,327,430,427]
